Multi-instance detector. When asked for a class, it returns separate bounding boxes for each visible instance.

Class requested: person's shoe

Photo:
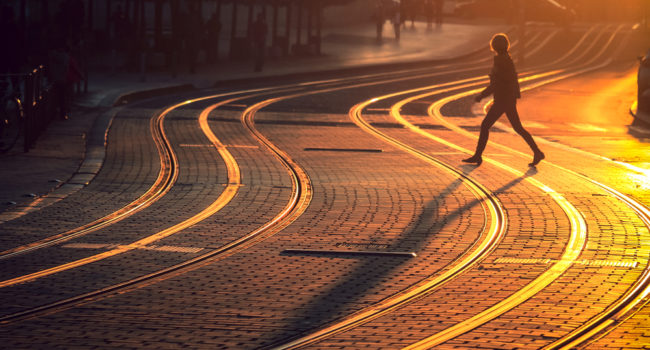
[462,155,483,166]
[529,151,545,166]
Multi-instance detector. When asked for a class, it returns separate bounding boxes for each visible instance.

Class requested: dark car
[639,49,650,115]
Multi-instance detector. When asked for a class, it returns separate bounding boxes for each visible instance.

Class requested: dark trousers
[474,100,540,157]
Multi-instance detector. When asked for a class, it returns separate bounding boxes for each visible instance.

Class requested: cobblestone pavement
[1,24,649,349]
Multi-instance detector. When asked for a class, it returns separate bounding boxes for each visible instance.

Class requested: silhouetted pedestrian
[251,13,267,72]
[463,33,544,167]
[391,2,401,41]
[205,12,222,63]
[374,2,385,43]
[48,41,82,120]
[433,0,444,27]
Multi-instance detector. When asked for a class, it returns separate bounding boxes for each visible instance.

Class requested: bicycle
[0,78,24,153]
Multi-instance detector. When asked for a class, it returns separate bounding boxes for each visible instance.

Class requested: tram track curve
[423,58,650,350]
[0,24,632,350]
[267,24,633,348]
[0,28,530,324]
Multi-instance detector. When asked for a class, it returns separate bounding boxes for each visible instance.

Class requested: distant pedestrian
[391,2,401,41]
[433,0,444,27]
[205,12,222,63]
[463,33,544,167]
[374,2,385,44]
[251,13,267,72]
[48,41,82,120]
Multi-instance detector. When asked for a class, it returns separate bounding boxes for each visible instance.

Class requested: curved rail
[270,94,508,349]
[0,24,606,334]
[0,100,183,259]
[268,26,609,348]
[412,27,650,348]
[0,95,248,288]
[0,90,270,260]
[272,24,620,349]
[0,91,315,321]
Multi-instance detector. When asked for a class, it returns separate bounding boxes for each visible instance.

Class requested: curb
[0,107,118,224]
[112,84,195,107]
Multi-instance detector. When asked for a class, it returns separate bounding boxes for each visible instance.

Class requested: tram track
[422,81,650,350]
[400,27,650,349]
[0,42,495,261]
[0,21,602,263]
[0,25,527,277]
[266,24,634,348]
[2,24,639,350]
[0,90,279,261]
[0,29,522,323]
[0,87,315,321]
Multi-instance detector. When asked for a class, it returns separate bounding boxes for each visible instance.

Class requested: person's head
[490,33,510,55]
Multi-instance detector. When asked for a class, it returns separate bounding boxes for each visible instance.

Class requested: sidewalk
[0,20,506,221]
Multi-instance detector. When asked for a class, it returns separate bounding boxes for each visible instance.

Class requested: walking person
[463,33,544,167]
[205,12,222,63]
[391,2,401,42]
[251,13,267,72]
[433,0,444,27]
[374,1,385,44]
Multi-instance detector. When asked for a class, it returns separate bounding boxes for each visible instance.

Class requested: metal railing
[22,66,59,152]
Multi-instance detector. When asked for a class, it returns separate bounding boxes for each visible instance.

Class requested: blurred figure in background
[374,1,385,44]
[205,12,222,63]
[391,1,401,41]
[251,13,267,72]
[433,0,444,27]
[48,40,82,120]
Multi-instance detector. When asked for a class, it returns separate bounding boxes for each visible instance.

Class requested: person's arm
[475,79,494,102]
[475,59,496,102]
[475,56,506,102]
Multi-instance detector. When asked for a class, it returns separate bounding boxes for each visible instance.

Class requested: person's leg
[463,103,503,165]
[505,102,545,165]
[473,103,504,157]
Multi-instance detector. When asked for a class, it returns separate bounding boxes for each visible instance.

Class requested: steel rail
[0,35,500,259]
[0,24,576,323]
[0,27,515,289]
[0,38,517,323]
[270,24,615,349]
[399,97,587,350]
[0,88,317,322]
[0,90,271,260]
[0,92,272,288]
[266,26,602,349]
[408,27,650,349]
[541,181,650,349]
[0,100,182,259]
[269,94,508,350]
